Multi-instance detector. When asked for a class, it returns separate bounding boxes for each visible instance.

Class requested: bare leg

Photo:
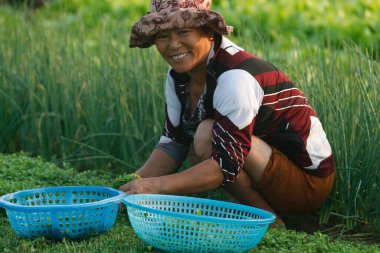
[224,169,284,224]
[191,120,283,224]
[187,119,213,165]
[243,136,272,183]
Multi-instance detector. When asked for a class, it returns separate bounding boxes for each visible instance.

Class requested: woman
[120,0,335,224]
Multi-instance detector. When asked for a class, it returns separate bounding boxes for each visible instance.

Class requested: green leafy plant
[112,173,141,189]
[0,153,111,196]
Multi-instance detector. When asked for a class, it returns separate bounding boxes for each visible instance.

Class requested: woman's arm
[119,159,224,195]
[135,148,179,178]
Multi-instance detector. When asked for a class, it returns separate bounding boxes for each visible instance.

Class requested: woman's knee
[193,119,213,161]
[244,135,272,183]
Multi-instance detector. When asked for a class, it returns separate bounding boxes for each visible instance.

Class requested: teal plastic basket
[123,194,275,253]
[0,186,125,240]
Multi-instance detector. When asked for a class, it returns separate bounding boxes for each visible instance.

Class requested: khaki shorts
[252,147,335,214]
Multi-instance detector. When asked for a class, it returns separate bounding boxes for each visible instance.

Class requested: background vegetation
[0,154,379,252]
[0,0,379,246]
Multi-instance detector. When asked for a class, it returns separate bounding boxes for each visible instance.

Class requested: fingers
[119,182,131,193]
[118,178,152,194]
[119,180,139,194]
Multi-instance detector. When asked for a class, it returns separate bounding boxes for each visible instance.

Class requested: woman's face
[154,27,213,74]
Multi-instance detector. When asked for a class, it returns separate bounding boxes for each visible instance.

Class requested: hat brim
[129,9,233,48]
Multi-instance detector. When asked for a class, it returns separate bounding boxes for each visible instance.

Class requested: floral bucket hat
[129,0,233,48]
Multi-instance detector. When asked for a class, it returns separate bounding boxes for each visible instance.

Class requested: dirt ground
[283,214,380,245]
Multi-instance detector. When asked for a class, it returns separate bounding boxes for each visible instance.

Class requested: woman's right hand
[119,177,161,194]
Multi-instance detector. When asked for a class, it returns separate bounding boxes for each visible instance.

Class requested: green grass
[0,0,379,239]
[0,153,379,252]
[0,10,168,171]
[0,215,148,253]
[1,217,379,253]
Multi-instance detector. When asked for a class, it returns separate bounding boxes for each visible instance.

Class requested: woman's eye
[178,29,190,35]
[156,34,168,40]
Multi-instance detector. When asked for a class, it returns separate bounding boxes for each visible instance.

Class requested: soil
[282,214,380,245]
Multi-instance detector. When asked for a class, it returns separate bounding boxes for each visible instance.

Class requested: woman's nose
[168,34,182,49]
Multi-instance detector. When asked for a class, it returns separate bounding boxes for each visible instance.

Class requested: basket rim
[123,194,276,225]
[0,185,125,211]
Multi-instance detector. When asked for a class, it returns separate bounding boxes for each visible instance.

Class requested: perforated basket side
[123,194,275,253]
[127,206,268,253]
[0,186,124,239]
[6,200,120,239]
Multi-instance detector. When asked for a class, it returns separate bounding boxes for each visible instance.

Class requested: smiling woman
[154,27,214,75]
[119,0,335,227]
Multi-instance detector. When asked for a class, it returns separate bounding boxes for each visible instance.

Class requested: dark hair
[200,26,215,36]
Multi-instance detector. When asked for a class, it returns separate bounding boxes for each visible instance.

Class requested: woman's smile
[171,52,189,62]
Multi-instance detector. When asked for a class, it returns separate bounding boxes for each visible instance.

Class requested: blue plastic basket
[0,186,125,240]
[123,194,275,253]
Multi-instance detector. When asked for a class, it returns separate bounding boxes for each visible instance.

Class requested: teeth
[172,53,187,61]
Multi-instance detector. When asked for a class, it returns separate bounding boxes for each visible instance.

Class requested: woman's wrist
[149,177,165,194]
